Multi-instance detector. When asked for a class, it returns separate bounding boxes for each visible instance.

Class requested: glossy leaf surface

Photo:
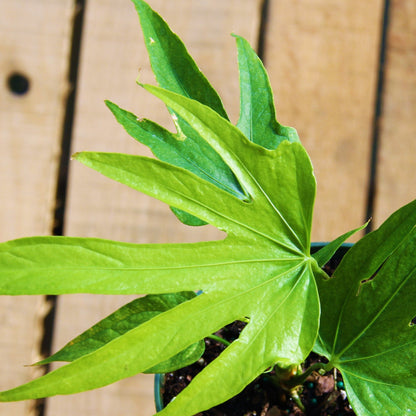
[315,199,416,416]
[312,221,368,267]
[0,0,336,413]
[131,0,242,226]
[36,292,204,374]
[105,101,245,201]
[0,86,320,414]
[133,0,228,120]
[234,34,299,149]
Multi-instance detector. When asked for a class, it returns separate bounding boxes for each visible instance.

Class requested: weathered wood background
[0,0,414,415]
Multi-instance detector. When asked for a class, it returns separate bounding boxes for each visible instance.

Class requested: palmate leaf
[131,0,242,226]
[115,0,301,226]
[315,199,416,416]
[0,86,322,414]
[36,292,205,374]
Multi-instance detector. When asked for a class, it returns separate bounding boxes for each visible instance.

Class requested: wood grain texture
[3,0,412,414]
[46,1,263,415]
[374,0,416,225]
[0,1,74,415]
[264,0,384,241]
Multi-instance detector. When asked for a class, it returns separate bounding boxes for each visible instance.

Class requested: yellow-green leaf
[315,199,416,416]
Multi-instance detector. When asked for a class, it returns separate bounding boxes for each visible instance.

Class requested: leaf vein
[335,264,416,359]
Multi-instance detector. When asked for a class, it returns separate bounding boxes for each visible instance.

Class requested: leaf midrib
[337,337,416,365]
[184,117,306,251]
[6,257,300,272]
[186,259,310,320]
[208,262,312,371]
[117,110,244,199]
[149,24,228,120]
[182,187,304,254]
[332,264,416,361]
[341,367,416,389]
[90,153,303,254]
[144,85,308,252]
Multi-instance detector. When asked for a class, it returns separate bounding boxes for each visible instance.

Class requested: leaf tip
[135,69,143,86]
[71,152,81,161]
[28,359,49,367]
[71,152,91,164]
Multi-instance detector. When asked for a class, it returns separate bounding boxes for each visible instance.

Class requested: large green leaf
[80,85,315,250]
[315,199,416,416]
[131,0,244,226]
[234,34,300,149]
[0,0,330,412]
[0,87,320,414]
[36,292,205,374]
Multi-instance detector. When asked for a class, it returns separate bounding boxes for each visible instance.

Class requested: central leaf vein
[334,265,416,360]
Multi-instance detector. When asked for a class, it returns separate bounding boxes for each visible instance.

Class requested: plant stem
[291,390,306,412]
[207,334,231,347]
[282,362,333,390]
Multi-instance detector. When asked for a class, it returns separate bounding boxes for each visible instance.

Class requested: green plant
[0,1,415,415]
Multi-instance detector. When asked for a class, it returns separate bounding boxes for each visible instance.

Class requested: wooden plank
[0,0,74,415]
[46,1,263,415]
[374,0,416,226]
[264,0,384,241]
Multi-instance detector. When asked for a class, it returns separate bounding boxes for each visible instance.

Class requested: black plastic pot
[154,242,353,413]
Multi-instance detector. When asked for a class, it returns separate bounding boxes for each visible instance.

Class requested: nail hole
[7,72,30,95]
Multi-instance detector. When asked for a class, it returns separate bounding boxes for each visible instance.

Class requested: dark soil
[161,321,356,416]
[160,248,356,415]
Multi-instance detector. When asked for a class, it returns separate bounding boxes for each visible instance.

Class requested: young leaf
[312,220,368,267]
[234,34,300,149]
[315,199,416,416]
[36,292,204,374]
[0,88,320,413]
[131,0,244,226]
